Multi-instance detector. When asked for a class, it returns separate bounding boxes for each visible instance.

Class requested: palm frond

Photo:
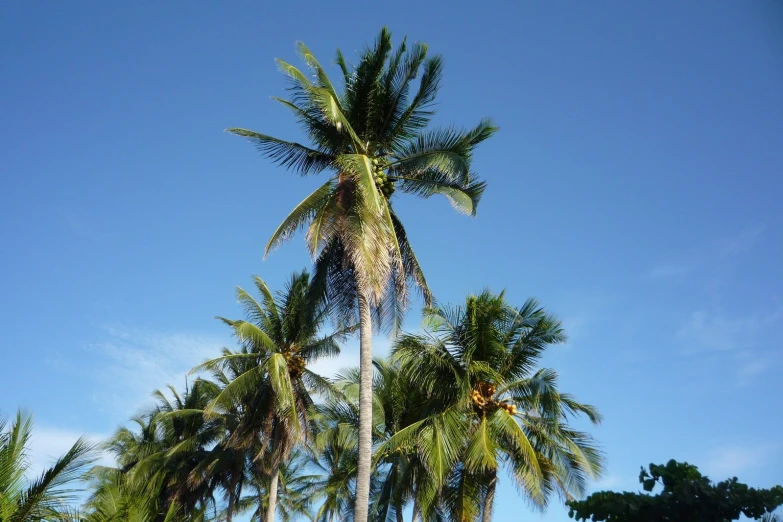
[226,129,334,175]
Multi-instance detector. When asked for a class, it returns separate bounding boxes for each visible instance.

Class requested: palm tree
[101,379,226,521]
[228,28,497,521]
[386,291,604,521]
[309,402,358,522]
[367,358,430,522]
[0,409,96,522]
[194,271,351,522]
[308,359,430,522]
[82,466,188,522]
[237,449,318,522]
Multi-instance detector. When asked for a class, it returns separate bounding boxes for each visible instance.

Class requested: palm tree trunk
[265,426,282,522]
[411,496,420,522]
[353,288,374,522]
[265,466,280,522]
[481,472,497,522]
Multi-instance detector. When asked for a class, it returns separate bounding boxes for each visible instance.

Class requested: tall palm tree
[0,409,96,522]
[228,28,496,521]
[194,271,351,522]
[386,291,604,521]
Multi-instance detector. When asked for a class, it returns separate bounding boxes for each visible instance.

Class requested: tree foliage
[567,459,783,522]
[0,410,96,522]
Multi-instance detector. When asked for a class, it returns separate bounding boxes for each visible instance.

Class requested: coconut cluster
[372,159,395,198]
[284,352,306,378]
[470,381,517,415]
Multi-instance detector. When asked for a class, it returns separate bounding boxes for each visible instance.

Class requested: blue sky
[1,1,782,520]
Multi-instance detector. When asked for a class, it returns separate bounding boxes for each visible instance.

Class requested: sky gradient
[2,2,782,520]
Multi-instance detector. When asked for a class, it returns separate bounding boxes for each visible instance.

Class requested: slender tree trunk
[353,288,374,522]
[411,496,420,522]
[481,472,497,522]
[395,505,404,522]
[227,471,239,522]
[265,426,282,522]
[265,466,280,522]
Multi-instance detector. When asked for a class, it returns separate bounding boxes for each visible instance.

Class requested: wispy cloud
[86,325,227,420]
[85,324,374,421]
[703,444,780,477]
[677,308,781,354]
[590,473,632,492]
[715,225,766,257]
[677,308,781,383]
[308,336,391,381]
[27,426,112,478]
[648,264,692,279]
[647,225,765,279]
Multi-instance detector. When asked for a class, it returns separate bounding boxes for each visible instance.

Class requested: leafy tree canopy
[567,459,783,522]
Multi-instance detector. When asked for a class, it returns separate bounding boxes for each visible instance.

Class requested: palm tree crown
[228,26,496,329]
[194,270,352,522]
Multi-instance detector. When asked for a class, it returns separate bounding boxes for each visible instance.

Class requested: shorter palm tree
[385,291,604,521]
[102,379,227,520]
[82,466,188,522]
[309,407,357,522]
[194,270,353,522]
[0,409,96,522]
[237,450,318,522]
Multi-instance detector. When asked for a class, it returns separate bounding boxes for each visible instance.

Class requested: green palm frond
[464,417,498,473]
[388,55,443,144]
[226,129,334,176]
[297,41,341,104]
[12,437,97,522]
[389,120,498,181]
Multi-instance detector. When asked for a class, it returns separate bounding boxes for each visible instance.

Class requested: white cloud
[85,323,382,420]
[677,309,781,355]
[591,473,627,492]
[87,325,228,419]
[27,426,113,479]
[716,225,765,257]
[308,336,392,381]
[647,225,764,279]
[676,308,781,384]
[648,263,692,279]
[703,445,779,477]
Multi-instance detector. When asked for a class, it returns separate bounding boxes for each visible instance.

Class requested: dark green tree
[567,459,783,522]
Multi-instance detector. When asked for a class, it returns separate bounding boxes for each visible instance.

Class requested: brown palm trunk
[353,288,374,522]
[411,496,420,522]
[481,472,497,522]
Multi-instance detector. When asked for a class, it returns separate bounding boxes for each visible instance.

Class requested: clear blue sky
[2,1,782,520]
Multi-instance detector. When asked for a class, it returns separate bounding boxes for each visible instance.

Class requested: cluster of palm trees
[1,28,606,522]
[84,275,602,522]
